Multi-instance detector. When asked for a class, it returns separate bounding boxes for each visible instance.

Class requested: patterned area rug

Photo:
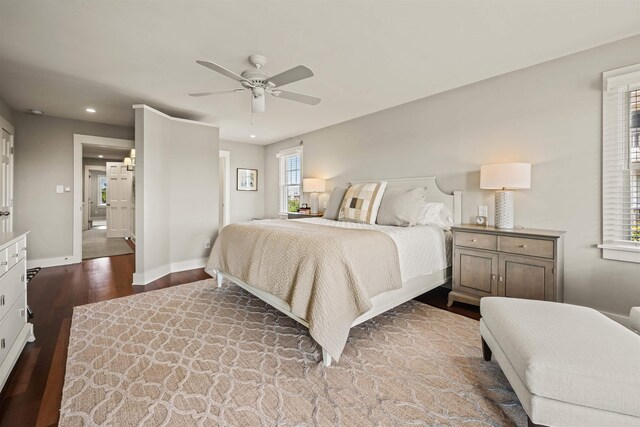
[60,280,526,426]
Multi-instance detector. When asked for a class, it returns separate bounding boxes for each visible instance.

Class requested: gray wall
[134,107,219,283]
[220,140,265,223]
[265,35,640,320]
[13,112,133,261]
[0,98,13,124]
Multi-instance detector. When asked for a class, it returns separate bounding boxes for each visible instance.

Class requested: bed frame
[214,177,462,366]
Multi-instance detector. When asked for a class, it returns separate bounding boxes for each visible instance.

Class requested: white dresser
[0,231,34,391]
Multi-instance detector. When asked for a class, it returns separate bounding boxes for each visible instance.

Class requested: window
[599,64,640,262]
[277,146,302,213]
[98,176,108,205]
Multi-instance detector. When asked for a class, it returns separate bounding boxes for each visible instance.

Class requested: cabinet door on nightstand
[498,254,555,301]
[453,248,498,297]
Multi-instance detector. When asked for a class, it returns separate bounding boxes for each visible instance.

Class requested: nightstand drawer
[498,236,554,259]
[454,232,497,251]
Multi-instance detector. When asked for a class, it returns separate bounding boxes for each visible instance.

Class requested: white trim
[219,150,231,228]
[0,112,14,135]
[27,255,75,269]
[132,104,218,128]
[597,244,640,263]
[275,146,302,159]
[170,257,207,272]
[603,63,640,91]
[132,257,208,286]
[73,135,134,264]
[0,323,30,391]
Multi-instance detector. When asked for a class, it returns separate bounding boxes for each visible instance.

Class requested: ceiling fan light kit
[190,54,321,114]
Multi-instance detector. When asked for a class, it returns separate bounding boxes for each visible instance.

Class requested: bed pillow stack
[338,182,387,224]
[376,187,427,227]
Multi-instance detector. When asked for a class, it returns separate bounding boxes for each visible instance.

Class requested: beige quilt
[205,219,402,360]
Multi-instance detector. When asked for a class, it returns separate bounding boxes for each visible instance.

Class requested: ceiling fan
[189,54,321,114]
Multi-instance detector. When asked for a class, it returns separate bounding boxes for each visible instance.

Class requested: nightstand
[287,212,324,219]
[448,225,565,308]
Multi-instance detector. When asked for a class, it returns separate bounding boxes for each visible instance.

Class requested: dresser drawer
[17,238,27,262]
[0,293,26,368]
[0,248,7,277]
[498,236,554,259]
[454,231,497,251]
[7,243,19,267]
[0,260,25,324]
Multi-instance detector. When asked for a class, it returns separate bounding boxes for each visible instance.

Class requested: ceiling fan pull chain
[251,112,255,125]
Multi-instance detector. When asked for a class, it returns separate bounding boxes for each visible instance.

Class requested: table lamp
[480,163,531,228]
[303,178,326,214]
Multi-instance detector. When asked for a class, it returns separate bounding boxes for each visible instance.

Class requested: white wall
[134,106,219,285]
[265,35,640,320]
[220,139,265,222]
[13,112,133,262]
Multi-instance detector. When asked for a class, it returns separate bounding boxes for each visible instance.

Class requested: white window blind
[600,64,640,262]
[277,146,302,213]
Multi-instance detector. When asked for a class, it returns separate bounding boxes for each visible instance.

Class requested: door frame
[219,150,230,228]
[84,165,106,230]
[73,135,134,263]
[0,114,14,233]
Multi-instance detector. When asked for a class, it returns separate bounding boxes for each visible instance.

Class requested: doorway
[219,150,230,229]
[73,135,134,262]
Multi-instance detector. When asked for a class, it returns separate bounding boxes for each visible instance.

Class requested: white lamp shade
[303,178,326,193]
[480,163,531,190]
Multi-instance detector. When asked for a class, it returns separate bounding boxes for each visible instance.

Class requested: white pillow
[417,202,454,229]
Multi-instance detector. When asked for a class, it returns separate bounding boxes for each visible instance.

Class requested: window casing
[599,64,640,262]
[277,146,302,214]
[98,176,108,206]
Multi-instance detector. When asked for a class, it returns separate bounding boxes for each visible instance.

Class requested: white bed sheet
[295,218,452,282]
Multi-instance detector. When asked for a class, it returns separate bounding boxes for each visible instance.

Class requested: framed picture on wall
[237,168,258,191]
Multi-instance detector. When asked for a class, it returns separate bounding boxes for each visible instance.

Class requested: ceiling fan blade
[271,89,321,105]
[267,65,314,88]
[196,60,252,85]
[189,89,246,97]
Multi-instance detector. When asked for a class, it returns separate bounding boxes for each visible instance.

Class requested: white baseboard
[132,258,207,287]
[27,255,80,269]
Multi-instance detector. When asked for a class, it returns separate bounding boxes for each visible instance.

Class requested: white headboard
[349,177,462,224]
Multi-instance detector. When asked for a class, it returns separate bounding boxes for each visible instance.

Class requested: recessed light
[98,155,104,158]
[86,107,96,113]
[250,134,256,138]
[29,109,43,115]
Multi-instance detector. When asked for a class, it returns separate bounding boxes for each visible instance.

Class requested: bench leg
[216,271,223,288]
[527,416,547,427]
[322,347,332,367]
[481,337,492,362]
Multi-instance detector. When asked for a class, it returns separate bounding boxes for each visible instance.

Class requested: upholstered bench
[479,297,640,427]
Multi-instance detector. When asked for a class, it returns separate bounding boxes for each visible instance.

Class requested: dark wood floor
[0,246,478,427]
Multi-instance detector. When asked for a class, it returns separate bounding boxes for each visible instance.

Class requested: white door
[106,162,132,238]
[0,129,13,232]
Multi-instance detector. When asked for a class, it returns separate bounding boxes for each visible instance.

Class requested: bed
[205,177,462,366]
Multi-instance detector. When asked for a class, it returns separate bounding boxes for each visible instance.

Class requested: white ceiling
[0,1,639,145]
[83,145,130,161]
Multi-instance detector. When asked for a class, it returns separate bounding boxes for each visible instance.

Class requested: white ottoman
[480,297,640,427]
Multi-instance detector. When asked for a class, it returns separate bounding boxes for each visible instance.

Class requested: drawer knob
[0,295,4,306]
[499,274,504,282]
[12,254,18,258]
[0,261,6,266]
[471,239,477,243]
[0,338,4,349]
[520,244,527,248]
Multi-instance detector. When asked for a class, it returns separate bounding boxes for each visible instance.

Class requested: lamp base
[310,193,319,214]
[495,190,514,229]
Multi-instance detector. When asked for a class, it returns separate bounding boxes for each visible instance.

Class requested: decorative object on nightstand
[475,216,488,226]
[480,163,531,229]
[303,178,326,214]
[287,212,324,219]
[448,224,565,308]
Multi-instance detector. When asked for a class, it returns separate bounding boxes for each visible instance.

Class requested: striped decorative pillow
[339,182,387,224]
